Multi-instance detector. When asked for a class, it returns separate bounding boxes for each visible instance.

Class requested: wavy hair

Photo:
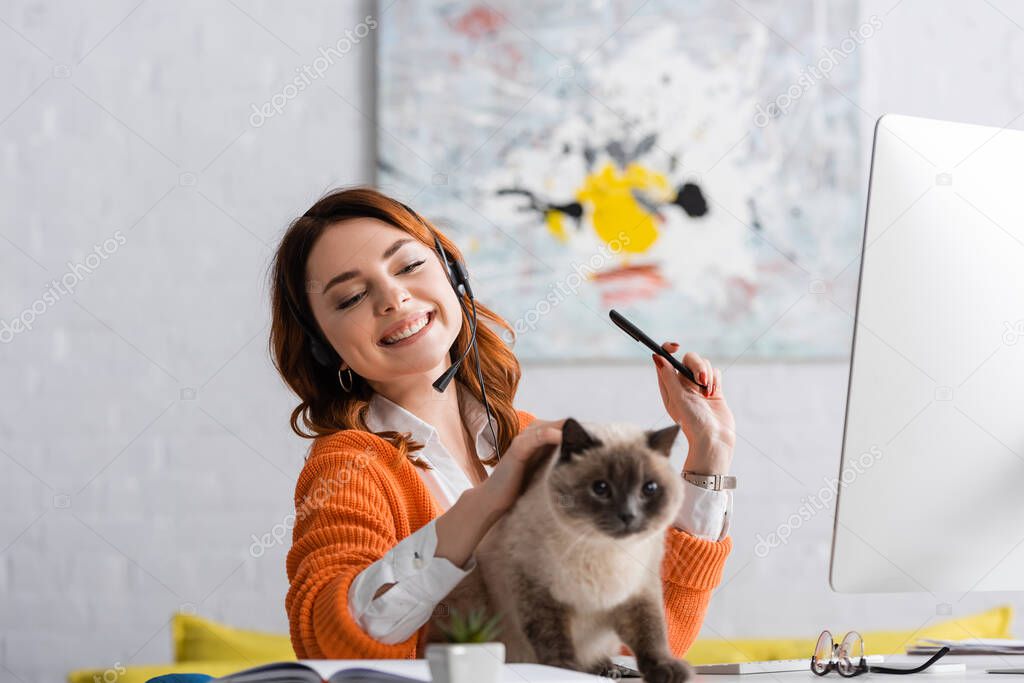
[268,186,521,469]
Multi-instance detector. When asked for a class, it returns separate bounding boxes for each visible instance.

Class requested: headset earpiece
[279,271,341,368]
[396,200,473,301]
[431,231,473,300]
[308,337,338,368]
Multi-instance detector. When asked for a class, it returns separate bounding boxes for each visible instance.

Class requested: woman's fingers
[655,362,670,404]
[536,426,562,444]
[681,350,707,390]
[525,427,563,464]
[662,342,702,379]
[529,419,565,433]
[660,342,719,397]
[525,422,564,448]
[712,367,723,397]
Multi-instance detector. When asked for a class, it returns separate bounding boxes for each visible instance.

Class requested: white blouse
[348,385,734,644]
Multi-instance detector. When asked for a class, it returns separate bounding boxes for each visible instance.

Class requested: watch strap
[682,471,737,490]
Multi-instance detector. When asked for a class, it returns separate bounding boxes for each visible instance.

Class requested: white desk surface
[299,658,608,681]
[299,654,1024,682]
[685,654,1024,683]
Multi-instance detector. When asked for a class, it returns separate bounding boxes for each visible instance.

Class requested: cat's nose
[618,511,635,525]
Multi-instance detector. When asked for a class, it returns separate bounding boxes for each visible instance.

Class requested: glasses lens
[812,631,834,674]
[837,631,865,676]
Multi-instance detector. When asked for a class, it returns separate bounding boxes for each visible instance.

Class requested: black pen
[609,309,708,390]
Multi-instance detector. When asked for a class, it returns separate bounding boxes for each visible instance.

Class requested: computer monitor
[830,113,1024,593]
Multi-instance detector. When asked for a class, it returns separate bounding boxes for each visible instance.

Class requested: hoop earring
[338,367,354,392]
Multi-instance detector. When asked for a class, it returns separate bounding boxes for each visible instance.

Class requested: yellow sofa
[68,605,1015,683]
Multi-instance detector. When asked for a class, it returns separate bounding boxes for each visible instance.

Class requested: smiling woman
[267,186,733,667]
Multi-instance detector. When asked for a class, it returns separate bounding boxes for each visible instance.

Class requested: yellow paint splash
[575,162,672,254]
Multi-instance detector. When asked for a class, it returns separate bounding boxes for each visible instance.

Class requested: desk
[678,654,1024,683]
[302,654,1024,682]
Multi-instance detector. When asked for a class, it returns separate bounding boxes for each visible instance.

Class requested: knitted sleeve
[284,436,419,659]
[659,527,732,657]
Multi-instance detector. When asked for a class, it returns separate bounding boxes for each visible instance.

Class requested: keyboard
[610,654,886,676]
[694,655,885,675]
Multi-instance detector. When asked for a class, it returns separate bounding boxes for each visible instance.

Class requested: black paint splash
[672,182,708,217]
[497,188,584,231]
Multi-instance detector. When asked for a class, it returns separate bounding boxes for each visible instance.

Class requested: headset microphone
[396,203,497,453]
[430,222,477,393]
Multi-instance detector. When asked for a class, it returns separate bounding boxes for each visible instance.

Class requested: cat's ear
[558,418,602,464]
[646,423,680,457]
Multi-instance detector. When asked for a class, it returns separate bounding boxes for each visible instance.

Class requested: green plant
[437,606,505,644]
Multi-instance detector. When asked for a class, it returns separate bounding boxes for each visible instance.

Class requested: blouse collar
[364,380,496,465]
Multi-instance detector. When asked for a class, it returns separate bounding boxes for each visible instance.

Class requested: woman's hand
[479,418,565,515]
[653,342,736,475]
[435,419,564,569]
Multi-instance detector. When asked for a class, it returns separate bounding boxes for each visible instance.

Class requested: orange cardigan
[285,410,732,660]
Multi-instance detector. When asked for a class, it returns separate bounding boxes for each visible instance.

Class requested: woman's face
[304,217,463,388]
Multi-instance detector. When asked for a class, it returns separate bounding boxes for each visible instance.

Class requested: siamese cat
[428,418,692,683]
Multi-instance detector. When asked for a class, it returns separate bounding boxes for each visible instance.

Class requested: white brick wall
[2,1,1023,681]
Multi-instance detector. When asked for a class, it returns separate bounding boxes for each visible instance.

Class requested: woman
[270,186,736,660]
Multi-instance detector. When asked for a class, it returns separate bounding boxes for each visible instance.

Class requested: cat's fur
[427,418,693,683]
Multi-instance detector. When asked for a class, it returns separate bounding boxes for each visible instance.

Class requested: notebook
[211,659,610,682]
[907,638,1024,656]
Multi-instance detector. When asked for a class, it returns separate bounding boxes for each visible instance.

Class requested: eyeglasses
[811,630,951,676]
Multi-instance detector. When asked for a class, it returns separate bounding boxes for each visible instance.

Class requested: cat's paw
[639,657,693,683]
[585,657,624,680]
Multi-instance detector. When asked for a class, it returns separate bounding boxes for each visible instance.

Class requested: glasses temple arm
[867,646,951,674]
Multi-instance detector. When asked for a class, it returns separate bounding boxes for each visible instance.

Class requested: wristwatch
[682,471,737,490]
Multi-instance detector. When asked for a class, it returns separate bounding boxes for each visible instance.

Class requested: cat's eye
[641,481,658,496]
[591,481,610,497]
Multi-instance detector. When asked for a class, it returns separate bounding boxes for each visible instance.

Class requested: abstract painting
[377,0,865,361]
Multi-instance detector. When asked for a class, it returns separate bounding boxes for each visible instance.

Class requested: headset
[278,200,499,453]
